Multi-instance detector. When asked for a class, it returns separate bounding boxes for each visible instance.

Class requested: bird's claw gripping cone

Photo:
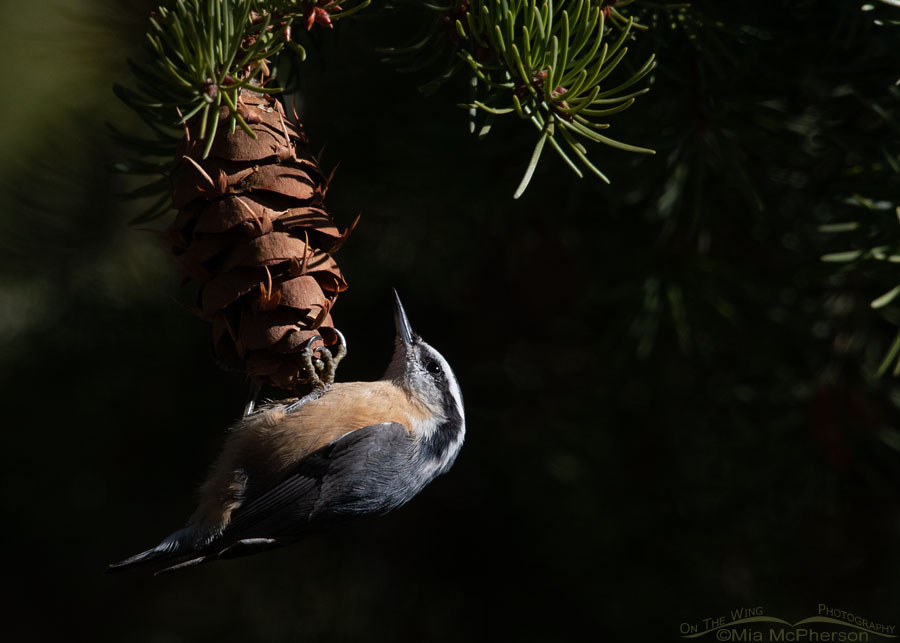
[280,330,348,414]
[245,330,348,417]
[304,329,347,389]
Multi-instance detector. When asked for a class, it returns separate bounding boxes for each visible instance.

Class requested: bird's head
[383,290,465,438]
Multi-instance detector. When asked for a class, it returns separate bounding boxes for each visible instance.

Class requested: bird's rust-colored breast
[192,380,428,531]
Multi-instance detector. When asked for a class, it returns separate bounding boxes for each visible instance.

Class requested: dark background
[1,1,899,641]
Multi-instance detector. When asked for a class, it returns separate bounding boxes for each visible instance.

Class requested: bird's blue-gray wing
[210,421,418,550]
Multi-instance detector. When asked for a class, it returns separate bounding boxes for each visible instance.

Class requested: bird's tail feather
[106,527,193,573]
[154,555,209,575]
[107,530,280,574]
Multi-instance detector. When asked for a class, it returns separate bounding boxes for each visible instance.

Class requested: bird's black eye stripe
[426,360,441,375]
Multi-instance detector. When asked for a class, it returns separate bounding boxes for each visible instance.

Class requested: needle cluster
[384,0,656,197]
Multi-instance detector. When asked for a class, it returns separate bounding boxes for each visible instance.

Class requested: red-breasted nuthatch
[109,291,464,573]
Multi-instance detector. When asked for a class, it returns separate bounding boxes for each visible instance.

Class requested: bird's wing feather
[207,421,415,552]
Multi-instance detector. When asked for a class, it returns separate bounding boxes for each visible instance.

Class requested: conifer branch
[383,0,657,197]
[114,0,370,184]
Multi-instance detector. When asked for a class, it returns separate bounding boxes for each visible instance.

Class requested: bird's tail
[107,527,197,573]
[108,529,279,574]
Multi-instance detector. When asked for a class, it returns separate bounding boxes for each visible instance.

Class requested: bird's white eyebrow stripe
[445,367,464,418]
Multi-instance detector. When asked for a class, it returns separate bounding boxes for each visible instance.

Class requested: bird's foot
[285,330,347,414]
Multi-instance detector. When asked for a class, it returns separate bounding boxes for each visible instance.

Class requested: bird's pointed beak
[392,289,415,347]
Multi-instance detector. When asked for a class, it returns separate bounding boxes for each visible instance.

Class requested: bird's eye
[425,360,441,375]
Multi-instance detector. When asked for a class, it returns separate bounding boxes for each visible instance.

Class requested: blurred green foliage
[1,1,899,641]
